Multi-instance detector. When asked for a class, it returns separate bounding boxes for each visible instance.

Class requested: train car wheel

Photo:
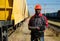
[13,26,16,30]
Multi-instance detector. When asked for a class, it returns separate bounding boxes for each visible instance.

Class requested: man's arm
[28,15,35,30]
[28,18,31,30]
[44,16,48,28]
[28,16,34,30]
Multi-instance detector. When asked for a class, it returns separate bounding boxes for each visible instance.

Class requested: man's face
[35,9,41,15]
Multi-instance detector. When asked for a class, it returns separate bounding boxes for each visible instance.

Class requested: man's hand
[36,27,40,30]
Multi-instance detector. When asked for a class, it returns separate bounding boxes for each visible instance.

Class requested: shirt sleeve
[28,17,34,30]
[28,15,34,26]
[28,18,31,26]
[44,16,48,28]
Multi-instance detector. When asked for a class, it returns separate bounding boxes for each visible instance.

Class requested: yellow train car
[0,0,28,29]
[0,0,13,27]
[23,0,28,19]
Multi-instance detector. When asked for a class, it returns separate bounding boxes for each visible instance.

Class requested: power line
[27,4,60,6]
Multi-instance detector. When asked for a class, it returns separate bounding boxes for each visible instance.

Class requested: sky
[27,0,60,15]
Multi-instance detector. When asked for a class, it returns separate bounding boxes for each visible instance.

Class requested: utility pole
[44,4,46,16]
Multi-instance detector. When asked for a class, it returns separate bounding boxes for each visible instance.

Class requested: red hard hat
[35,4,42,10]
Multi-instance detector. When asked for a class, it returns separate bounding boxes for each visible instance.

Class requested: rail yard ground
[8,19,60,41]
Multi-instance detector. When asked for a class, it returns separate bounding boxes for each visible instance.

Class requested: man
[28,4,48,41]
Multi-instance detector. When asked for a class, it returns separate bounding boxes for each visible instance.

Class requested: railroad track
[8,20,24,37]
[48,23,60,37]
[48,18,60,22]
[8,26,20,37]
[8,28,15,37]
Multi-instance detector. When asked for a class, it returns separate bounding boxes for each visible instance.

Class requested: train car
[49,12,57,18]
[22,0,28,20]
[45,10,60,22]
[0,0,13,28]
[24,2,28,19]
[57,10,60,19]
[12,0,28,29]
[0,0,28,29]
[0,0,28,40]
